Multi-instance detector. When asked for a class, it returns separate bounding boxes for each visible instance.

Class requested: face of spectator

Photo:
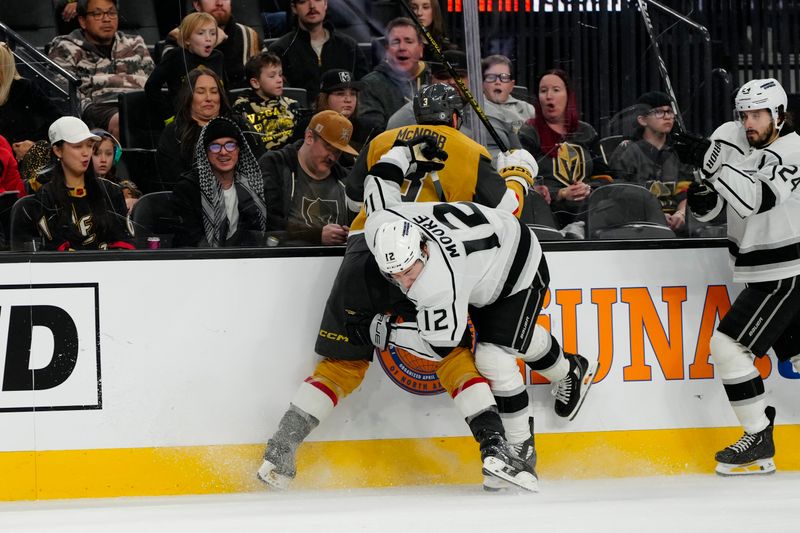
[292,0,327,29]
[483,63,515,104]
[739,108,778,148]
[326,89,357,117]
[539,74,568,124]
[410,0,433,28]
[193,0,232,26]
[301,131,340,177]
[187,21,217,58]
[386,25,423,78]
[53,140,95,178]
[638,105,675,135]
[79,0,118,46]
[252,64,283,99]
[206,136,240,178]
[92,138,115,176]
[191,74,221,124]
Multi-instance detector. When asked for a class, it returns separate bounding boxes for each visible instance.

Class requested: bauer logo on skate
[0,284,101,412]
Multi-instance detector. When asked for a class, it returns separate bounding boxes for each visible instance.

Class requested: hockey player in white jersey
[347,137,598,491]
[673,77,800,476]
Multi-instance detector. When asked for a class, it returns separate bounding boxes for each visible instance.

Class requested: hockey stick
[396,0,509,152]
[636,0,686,131]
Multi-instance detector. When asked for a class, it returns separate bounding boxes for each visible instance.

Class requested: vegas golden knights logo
[553,142,587,185]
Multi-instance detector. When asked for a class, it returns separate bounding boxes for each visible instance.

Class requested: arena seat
[9,195,42,251]
[118,1,161,46]
[118,90,164,150]
[0,0,56,49]
[128,191,181,248]
[586,183,676,240]
[519,190,564,241]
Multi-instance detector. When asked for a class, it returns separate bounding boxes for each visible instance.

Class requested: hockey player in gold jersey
[257,84,591,491]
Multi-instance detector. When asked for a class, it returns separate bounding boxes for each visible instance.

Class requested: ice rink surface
[1,473,799,532]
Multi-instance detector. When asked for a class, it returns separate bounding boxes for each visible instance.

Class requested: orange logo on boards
[377,345,443,395]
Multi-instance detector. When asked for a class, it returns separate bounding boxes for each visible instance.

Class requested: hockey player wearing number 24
[257,84,595,493]
[673,78,800,476]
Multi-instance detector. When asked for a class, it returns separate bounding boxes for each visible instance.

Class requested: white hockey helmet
[373,220,427,275]
[734,78,788,130]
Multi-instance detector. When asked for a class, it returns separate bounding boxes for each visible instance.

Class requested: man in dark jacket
[259,110,357,245]
[269,0,368,103]
[357,17,431,135]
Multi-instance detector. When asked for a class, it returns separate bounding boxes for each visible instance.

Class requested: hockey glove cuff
[369,313,395,350]
[497,149,538,193]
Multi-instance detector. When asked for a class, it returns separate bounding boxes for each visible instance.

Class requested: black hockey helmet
[413,83,464,127]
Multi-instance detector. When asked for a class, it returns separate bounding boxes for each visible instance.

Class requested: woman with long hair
[314,69,367,158]
[410,0,455,61]
[0,43,61,170]
[156,67,232,189]
[521,69,610,228]
[35,116,133,250]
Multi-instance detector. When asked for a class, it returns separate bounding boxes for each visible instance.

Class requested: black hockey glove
[344,310,395,349]
[672,129,724,175]
[686,180,719,217]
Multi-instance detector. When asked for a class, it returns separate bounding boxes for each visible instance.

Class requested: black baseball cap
[319,69,362,93]
[637,91,672,110]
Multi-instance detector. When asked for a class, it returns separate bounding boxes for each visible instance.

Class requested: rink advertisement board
[0,246,798,500]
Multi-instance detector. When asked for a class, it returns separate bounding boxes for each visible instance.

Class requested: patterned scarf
[194,117,267,247]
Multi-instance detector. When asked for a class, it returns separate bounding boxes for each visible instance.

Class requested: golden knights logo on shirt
[552,142,587,185]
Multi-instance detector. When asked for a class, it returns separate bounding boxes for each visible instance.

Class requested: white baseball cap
[48,116,102,145]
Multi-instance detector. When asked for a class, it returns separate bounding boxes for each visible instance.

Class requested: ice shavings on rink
[1,473,799,532]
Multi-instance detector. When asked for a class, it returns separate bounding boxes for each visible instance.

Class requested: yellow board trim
[1,425,798,501]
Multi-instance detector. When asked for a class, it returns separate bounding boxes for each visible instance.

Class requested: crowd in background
[0,0,720,251]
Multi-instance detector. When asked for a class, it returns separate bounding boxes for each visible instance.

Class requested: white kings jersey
[363,171,543,360]
[703,121,800,282]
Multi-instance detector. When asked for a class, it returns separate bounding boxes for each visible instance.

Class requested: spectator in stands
[166,0,262,89]
[54,0,81,36]
[0,135,25,198]
[0,43,62,165]
[409,0,455,61]
[358,17,430,135]
[47,0,155,140]
[482,55,534,140]
[315,69,367,156]
[520,69,610,228]
[258,110,356,245]
[609,91,694,233]
[145,12,226,122]
[90,128,141,212]
[386,49,467,130]
[157,67,231,190]
[233,51,301,151]
[269,0,368,103]
[172,116,268,247]
[35,116,133,250]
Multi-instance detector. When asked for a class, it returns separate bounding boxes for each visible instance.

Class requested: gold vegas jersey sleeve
[346,124,518,232]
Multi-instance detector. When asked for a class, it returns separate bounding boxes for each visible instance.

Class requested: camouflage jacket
[48,29,155,111]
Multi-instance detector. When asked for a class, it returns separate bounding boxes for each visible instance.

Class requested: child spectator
[233,51,300,151]
[90,129,142,212]
[145,12,226,122]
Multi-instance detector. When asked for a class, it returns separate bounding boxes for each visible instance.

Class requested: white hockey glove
[374,135,448,185]
[791,354,800,374]
[496,148,539,193]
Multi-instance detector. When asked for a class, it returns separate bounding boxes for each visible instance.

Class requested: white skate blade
[482,474,513,492]
[257,459,292,490]
[569,358,598,421]
[482,457,539,493]
[716,458,776,477]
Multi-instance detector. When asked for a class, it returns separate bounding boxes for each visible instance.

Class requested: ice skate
[483,419,537,492]
[478,429,538,493]
[257,406,319,490]
[715,406,776,476]
[553,353,597,420]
